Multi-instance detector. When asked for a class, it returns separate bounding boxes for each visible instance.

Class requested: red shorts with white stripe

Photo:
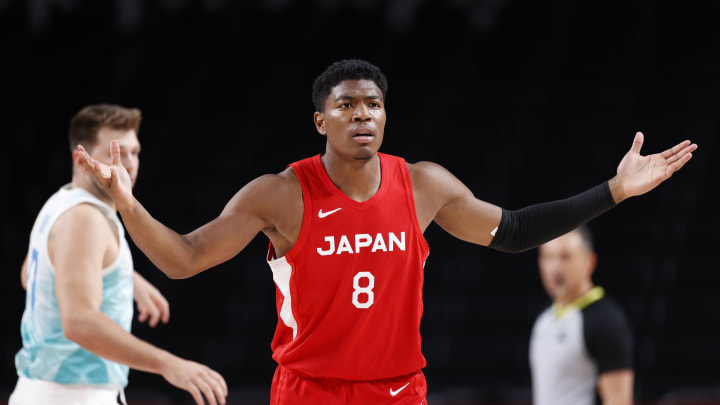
[270,365,428,405]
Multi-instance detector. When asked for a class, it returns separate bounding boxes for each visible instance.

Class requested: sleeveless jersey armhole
[398,158,430,255]
[43,199,124,277]
[267,161,314,262]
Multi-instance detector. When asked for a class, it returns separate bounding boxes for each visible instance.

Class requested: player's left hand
[613,132,697,202]
[133,270,170,327]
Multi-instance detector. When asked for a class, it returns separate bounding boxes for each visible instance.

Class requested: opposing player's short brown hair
[69,104,141,152]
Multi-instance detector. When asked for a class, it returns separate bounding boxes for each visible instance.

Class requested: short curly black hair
[312,59,388,112]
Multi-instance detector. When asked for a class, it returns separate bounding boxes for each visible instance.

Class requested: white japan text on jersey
[267,153,430,381]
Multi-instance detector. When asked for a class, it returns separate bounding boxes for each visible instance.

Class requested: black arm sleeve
[583,298,634,374]
[488,182,616,253]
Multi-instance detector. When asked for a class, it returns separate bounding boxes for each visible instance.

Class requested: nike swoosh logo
[318,208,342,218]
[390,382,410,396]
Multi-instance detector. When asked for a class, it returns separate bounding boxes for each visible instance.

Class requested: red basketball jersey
[266,153,430,381]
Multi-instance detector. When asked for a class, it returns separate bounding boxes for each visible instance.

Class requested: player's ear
[71,149,86,174]
[314,111,327,136]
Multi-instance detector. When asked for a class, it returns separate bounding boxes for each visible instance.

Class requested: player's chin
[352,148,378,161]
[351,142,381,161]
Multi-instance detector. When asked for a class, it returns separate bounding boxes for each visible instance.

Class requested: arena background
[1,1,718,404]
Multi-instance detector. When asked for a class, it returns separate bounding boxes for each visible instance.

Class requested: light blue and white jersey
[16,184,134,388]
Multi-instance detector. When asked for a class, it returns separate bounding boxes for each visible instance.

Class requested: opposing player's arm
[133,270,170,327]
[598,369,634,405]
[412,133,697,252]
[53,205,227,405]
[20,252,29,290]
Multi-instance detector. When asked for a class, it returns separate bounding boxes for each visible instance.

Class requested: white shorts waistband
[9,376,125,405]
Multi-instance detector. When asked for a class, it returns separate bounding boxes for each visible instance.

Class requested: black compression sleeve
[488,182,616,253]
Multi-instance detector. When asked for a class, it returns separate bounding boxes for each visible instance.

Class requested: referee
[530,226,634,405]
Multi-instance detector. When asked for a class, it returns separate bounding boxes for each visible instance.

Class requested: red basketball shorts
[270,365,428,405]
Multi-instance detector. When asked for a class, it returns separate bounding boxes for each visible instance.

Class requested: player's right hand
[160,356,228,405]
[75,140,135,212]
[132,270,170,327]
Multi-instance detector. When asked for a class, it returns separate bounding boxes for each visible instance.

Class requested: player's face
[314,79,386,161]
[538,232,595,301]
[90,127,141,188]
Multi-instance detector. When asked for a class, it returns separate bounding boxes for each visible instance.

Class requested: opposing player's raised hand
[75,140,135,211]
[161,357,228,405]
[613,132,697,201]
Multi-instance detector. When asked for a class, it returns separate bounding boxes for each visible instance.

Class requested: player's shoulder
[406,160,455,186]
[229,168,302,215]
[56,202,111,227]
[51,203,116,242]
[246,167,301,195]
[407,160,448,174]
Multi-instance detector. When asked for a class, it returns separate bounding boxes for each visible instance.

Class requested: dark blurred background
[1,0,718,404]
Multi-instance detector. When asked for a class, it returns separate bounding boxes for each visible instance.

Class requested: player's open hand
[74,140,135,211]
[161,357,228,405]
[132,271,170,327]
[613,132,697,202]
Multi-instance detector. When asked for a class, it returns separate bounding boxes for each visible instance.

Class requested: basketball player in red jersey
[76,60,697,405]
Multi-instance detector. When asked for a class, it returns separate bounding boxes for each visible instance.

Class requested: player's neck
[71,176,117,212]
[555,281,594,308]
[321,151,381,203]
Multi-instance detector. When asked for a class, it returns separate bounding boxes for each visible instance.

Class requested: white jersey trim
[34,185,126,277]
[267,254,298,340]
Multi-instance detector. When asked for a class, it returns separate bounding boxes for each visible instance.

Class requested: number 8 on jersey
[352,271,375,308]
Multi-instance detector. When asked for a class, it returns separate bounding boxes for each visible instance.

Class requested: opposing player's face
[538,232,595,301]
[314,80,386,161]
[90,127,141,188]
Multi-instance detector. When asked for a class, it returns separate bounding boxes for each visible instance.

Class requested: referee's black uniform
[530,287,633,405]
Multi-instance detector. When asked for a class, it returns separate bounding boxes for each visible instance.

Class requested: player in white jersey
[11,105,227,405]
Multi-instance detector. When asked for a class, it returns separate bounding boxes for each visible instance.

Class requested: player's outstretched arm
[597,370,634,405]
[410,161,502,246]
[54,205,227,405]
[75,141,280,279]
[414,133,697,252]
